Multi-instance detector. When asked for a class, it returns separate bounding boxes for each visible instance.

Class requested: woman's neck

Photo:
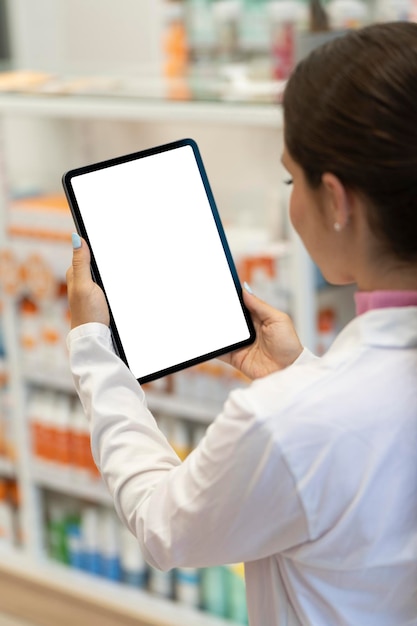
[356,255,417,292]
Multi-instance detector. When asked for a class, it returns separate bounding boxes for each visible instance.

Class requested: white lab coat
[67,306,417,626]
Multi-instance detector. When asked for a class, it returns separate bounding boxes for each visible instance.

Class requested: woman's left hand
[66,235,110,329]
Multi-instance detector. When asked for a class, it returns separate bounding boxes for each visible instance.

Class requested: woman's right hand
[222,288,304,380]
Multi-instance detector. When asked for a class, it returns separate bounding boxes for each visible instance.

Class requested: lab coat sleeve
[67,323,311,570]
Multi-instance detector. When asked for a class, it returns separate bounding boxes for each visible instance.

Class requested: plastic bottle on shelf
[225,563,248,624]
[163,0,189,78]
[8,481,22,547]
[66,512,83,570]
[69,401,97,481]
[175,566,201,608]
[55,281,71,362]
[212,0,242,68]
[81,506,101,575]
[28,389,47,463]
[68,401,89,478]
[27,390,42,462]
[171,419,191,461]
[50,393,71,470]
[40,300,63,371]
[1,379,15,461]
[19,296,41,368]
[268,0,308,80]
[185,0,216,74]
[29,390,56,465]
[119,523,148,588]
[149,565,174,599]
[0,479,15,549]
[0,300,6,364]
[316,307,337,356]
[240,254,278,306]
[99,509,122,582]
[41,391,57,465]
[239,0,270,75]
[47,498,70,564]
[326,0,369,29]
[201,566,228,617]
[0,384,5,458]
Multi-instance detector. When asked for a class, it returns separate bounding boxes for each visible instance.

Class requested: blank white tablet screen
[70,144,250,380]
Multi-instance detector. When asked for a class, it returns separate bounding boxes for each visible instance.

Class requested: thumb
[71,233,91,281]
[242,284,283,324]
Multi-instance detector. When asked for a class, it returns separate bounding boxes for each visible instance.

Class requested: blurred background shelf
[0,92,283,127]
[0,550,235,626]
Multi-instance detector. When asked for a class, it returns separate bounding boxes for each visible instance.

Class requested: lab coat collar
[329,306,417,353]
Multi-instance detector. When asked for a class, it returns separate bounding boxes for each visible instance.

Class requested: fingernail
[72,233,82,249]
[243,281,254,295]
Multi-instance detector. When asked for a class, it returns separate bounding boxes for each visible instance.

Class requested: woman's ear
[321,172,351,232]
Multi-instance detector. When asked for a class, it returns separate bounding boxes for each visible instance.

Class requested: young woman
[66,21,417,626]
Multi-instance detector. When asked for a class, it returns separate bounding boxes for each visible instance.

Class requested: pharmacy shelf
[0,92,283,128]
[23,365,75,393]
[32,462,112,505]
[23,366,220,424]
[0,549,233,626]
[146,391,221,424]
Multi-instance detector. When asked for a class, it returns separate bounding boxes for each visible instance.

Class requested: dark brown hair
[283,21,417,262]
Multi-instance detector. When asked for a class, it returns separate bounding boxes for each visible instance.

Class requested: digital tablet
[62,138,255,384]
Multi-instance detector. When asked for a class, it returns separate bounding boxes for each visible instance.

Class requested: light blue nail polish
[72,233,82,249]
[243,281,254,295]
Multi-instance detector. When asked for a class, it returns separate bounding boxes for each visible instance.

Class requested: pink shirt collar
[355,290,417,315]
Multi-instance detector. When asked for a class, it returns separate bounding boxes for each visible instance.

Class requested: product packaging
[175,566,201,608]
[268,0,308,80]
[119,523,148,588]
[149,566,174,599]
[201,566,228,617]
[81,506,101,575]
[226,563,248,624]
[99,509,122,582]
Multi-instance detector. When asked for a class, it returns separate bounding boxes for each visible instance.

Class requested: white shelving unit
[0,92,283,126]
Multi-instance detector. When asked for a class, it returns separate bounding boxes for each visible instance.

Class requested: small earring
[334,222,342,232]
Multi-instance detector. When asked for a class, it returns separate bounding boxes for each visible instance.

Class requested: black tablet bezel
[63,137,256,384]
